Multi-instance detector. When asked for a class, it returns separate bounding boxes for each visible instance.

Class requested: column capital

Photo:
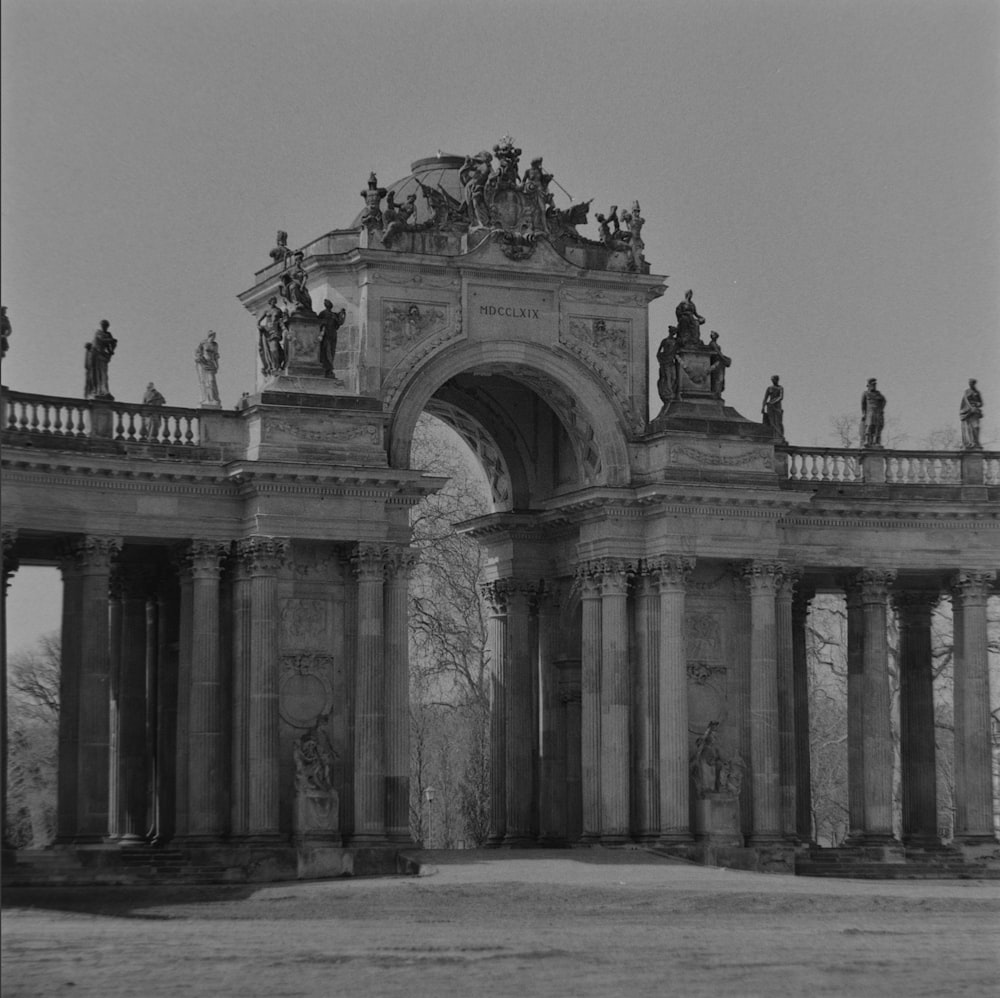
[598,559,631,597]
[950,569,995,606]
[646,555,694,592]
[741,560,785,595]
[776,566,800,601]
[352,541,389,581]
[236,535,290,575]
[383,544,418,581]
[856,568,898,603]
[175,539,228,579]
[574,559,607,599]
[57,535,122,573]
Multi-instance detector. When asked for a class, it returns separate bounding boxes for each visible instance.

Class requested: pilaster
[352,542,387,846]
[482,580,509,847]
[951,570,997,844]
[775,570,797,841]
[632,566,659,842]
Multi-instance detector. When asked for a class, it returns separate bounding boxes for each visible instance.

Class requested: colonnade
[484,557,997,849]
[3,532,414,849]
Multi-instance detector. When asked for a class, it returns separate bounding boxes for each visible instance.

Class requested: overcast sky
[2,0,998,651]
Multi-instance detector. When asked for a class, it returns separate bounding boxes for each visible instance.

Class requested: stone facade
[2,145,998,876]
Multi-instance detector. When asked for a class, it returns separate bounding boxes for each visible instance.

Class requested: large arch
[387,339,634,505]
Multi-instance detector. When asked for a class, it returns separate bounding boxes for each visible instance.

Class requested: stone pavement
[3,849,999,997]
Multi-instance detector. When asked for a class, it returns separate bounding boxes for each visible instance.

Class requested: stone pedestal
[293,789,341,845]
[693,795,742,847]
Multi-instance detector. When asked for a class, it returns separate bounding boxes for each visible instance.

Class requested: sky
[2,0,999,652]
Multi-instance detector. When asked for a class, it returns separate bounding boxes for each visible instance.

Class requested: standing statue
[707,331,731,396]
[675,290,706,347]
[288,252,314,314]
[656,327,680,403]
[621,200,645,271]
[257,296,287,376]
[521,156,554,215]
[84,319,117,400]
[317,299,346,382]
[861,377,886,447]
[269,230,293,266]
[1,305,10,359]
[141,382,166,439]
[359,173,387,231]
[960,378,983,449]
[195,331,221,406]
[761,375,785,439]
[459,150,493,227]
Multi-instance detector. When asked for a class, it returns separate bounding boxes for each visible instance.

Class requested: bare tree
[6,632,60,847]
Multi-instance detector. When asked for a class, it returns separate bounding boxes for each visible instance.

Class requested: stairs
[795,843,1000,880]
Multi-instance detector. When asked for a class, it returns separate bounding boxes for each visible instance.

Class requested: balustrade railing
[780,446,995,487]
[2,390,201,446]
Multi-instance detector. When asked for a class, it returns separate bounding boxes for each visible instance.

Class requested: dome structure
[349,154,466,229]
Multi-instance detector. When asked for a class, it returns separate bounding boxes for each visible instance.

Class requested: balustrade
[780,446,993,487]
[2,389,202,446]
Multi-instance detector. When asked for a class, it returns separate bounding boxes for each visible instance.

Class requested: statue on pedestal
[761,375,785,439]
[195,331,221,406]
[960,379,983,450]
[84,319,117,400]
[675,290,705,347]
[293,713,340,841]
[317,300,346,382]
[861,378,886,448]
[359,173,388,231]
[257,296,287,376]
[656,327,680,403]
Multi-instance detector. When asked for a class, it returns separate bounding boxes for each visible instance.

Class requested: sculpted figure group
[656,291,731,404]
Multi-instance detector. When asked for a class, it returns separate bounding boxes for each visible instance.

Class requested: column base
[576,833,602,846]
[657,832,695,847]
[501,834,536,848]
[599,834,631,846]
[747,833,784,847]
[954,834,999,848]
[484,834,505,848]
[349,833,390,847]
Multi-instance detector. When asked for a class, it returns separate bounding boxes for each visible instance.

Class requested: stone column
[179,540,228,841]
[951,570,997,844]
[384,546,416,844]
[743,562,782,845]
[112,565,153,842]
[632,567,659,842]
[791,585,814,843]
[1,531,18,849]
[155,578,180,843]
[144,586,159,840]
[55,541,84,843]
[775,571,797,841]
[352,543,387,846]
[894,590,940,845]
[556,656,582,842]
[483,581,508,847]
[505,583,537,846]
[599,560,631,844]
[653,556,694,844]
[537,585,565,846]
[858,569,897,843]
[577,563,602,844]
[61,537,121,842]
[843,578,865,841]
[232,537,287,840]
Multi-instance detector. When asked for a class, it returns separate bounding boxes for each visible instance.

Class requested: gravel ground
[3,849,999,998]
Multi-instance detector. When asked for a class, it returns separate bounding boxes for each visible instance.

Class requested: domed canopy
[349,154,465,228]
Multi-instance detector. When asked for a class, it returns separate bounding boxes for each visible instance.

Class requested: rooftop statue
[317,299,346,383]
[656,326,680,403]
[269,229,293,266]
[141,381,166,439]
[459,150,493,228]
[960,378,983,450]
[359,172,387,231]
[257,296,287,376]
[1,305,10,359]
[381,192,418,247]
[288,252,314,314]
[491,136,522,190]
[861,377,886,448]
[195,331,221,406]
[84,319,117,400]
[675,290,706,347]
[761,375,785,440]
[707,330,731,396]
[620,201,645,272]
